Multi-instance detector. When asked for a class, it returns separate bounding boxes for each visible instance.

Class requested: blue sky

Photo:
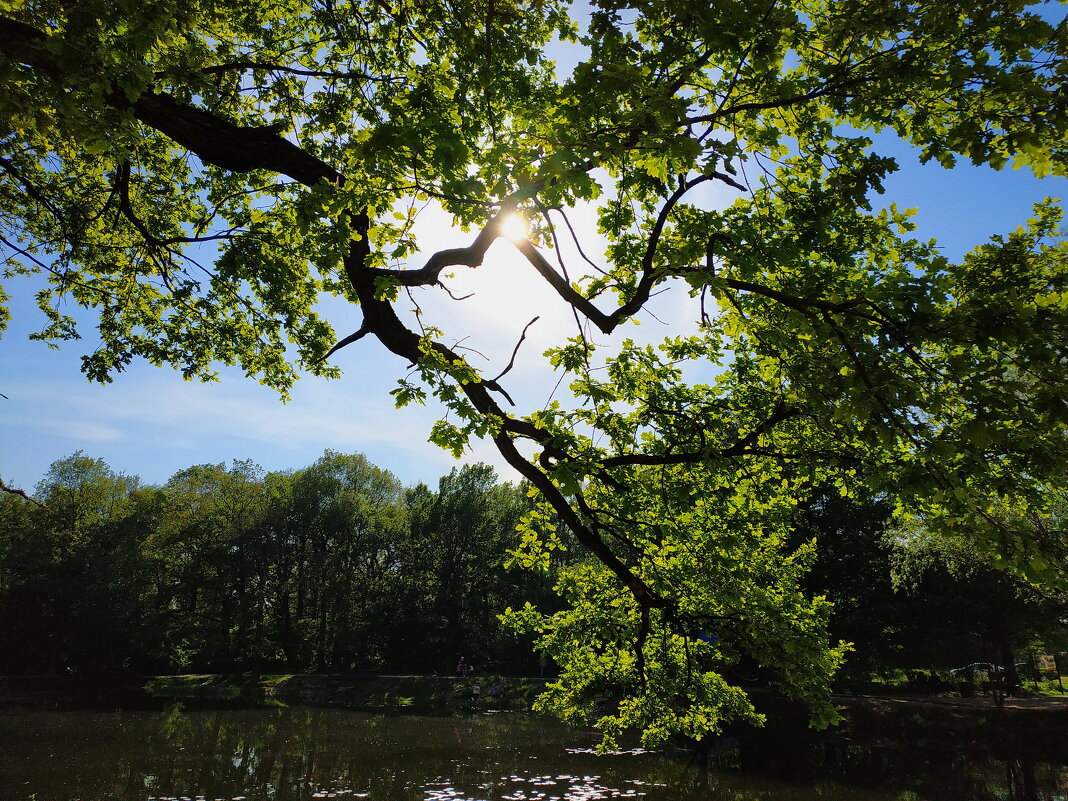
[2,134,1065,495]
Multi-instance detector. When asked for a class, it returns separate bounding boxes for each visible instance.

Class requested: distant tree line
[0,452,1063,685]
[0,451,565,675]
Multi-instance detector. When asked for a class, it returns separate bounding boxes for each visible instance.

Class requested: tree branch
[316,325,371,364]
[0,477,44,507]
[685,74,878,126]
[513,173,747,335]
[116,160,237,247]
[200,60,396,83]
[599,403,799,468]
[129,92,342,185]
[370,204,519,287]
[724,277,871,316]
[492,316,539,383]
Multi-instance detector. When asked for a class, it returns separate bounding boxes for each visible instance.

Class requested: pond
[0,705,1065,801]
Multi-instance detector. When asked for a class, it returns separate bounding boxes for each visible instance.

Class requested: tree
[889,515,1068,693]
[2,0,1068,742]
[788,486,905,684]
[0,449,543,674]
[146,459,272,669]
[399,463,542,673]
[0,453,147,673]
[281,450,409,669]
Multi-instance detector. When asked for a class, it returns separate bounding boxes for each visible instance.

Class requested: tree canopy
[0,451,544,675]
[2,0,1068,743]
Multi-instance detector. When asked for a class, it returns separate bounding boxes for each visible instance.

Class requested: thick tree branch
[493,430,669,608]
[0,17,341,188]
[130,93,342,185]
[0,17,50,68]
[369,205,518,287]
[317,325,371,363]
[514,238,617,332]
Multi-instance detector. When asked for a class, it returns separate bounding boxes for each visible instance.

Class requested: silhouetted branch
[317,325,370,363]
[492,316,539,383]
[0,477,44,507]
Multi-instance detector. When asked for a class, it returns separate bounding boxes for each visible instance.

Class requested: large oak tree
[2,0,1067,742]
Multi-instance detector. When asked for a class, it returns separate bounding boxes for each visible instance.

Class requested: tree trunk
[998,634,1021,697]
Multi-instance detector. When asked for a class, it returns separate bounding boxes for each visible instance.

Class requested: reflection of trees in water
[1005,759,1036,801]
[673,720,1065,801]
[2,706,1066,801]
[1002,759,1064,801]
[143,707,654,800]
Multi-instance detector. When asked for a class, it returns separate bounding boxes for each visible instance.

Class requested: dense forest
[1,451,1064,683]
[0,452,566,676]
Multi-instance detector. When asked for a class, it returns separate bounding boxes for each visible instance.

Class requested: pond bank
[0,673,550,714]
[3,673,1065,747]
[832,692,1068,751]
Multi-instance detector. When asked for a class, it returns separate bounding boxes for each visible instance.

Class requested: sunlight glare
[499,213,528,243]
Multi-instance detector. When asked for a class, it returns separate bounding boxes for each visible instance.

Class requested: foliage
[505,464,848,745]
[0,452,544,675]
[3,0,1068,742]
[794,487,1068,687]
[0,453,150,672]
[888,516,1068,682]
[789,487,904,682]
[403,464,547,672]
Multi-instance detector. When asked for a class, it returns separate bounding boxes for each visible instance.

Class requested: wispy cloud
[32,417,123,443]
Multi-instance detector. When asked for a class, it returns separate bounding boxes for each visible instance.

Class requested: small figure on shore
[456,657,466,678]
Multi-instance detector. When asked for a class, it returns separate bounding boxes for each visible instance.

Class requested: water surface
[1,706,1064,801]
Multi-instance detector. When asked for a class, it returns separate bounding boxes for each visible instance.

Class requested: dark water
[0,706,1065,801]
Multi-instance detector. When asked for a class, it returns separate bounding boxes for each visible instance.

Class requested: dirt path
[834,692,1068,713]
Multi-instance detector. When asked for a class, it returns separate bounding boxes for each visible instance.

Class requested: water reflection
[0,705,1064,801]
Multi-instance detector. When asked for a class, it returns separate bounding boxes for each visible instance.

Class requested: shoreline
[3,672,1065,727]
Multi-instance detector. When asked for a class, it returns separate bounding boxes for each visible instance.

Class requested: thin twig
[439,283,475,301]
[492,316,539,383]
[549,206,609,276]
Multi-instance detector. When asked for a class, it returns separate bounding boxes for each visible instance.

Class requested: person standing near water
[456,657,465,678]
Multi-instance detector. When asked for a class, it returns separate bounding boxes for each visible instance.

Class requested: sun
[498,212,528,243]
